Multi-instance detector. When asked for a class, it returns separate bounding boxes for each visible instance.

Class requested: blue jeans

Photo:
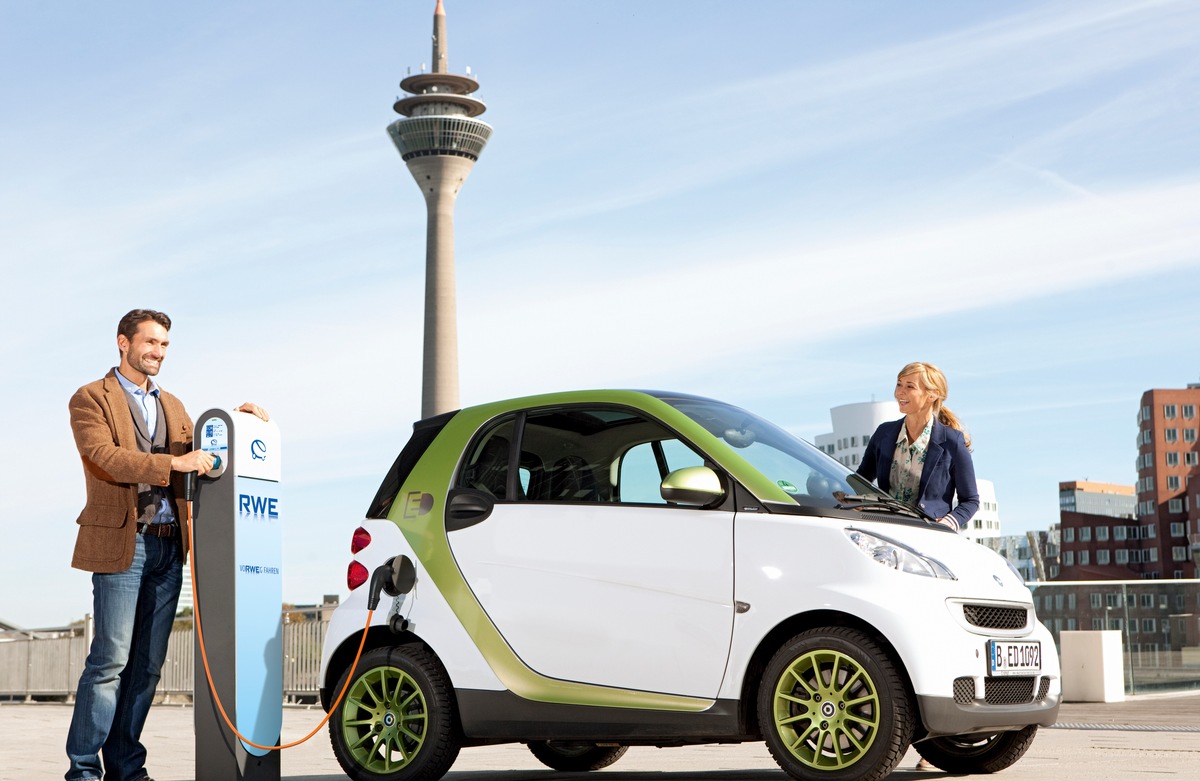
[66,534,182,781]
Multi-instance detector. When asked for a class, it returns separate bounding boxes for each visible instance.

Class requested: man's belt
[136,522,179,538]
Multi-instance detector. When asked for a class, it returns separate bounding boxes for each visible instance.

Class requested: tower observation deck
[389,68,491,161]
[389,0,492,418]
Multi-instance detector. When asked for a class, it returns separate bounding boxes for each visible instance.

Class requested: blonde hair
[898,362,972,449]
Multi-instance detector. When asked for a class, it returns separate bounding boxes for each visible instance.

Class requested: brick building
[1055,481,1137,579]
[1134,383,1200,578]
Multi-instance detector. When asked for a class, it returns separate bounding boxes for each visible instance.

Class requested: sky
[1,0,1198,628]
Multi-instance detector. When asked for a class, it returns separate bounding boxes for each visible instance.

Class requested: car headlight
[843,528,956,580]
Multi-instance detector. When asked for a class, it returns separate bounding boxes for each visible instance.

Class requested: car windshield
[654,394,889,509]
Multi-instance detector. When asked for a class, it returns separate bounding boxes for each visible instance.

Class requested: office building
[1055,481,1141,580]
[1060,480,1136,518]
[1133,382,1200,578]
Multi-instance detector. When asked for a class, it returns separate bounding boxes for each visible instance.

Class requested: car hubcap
[342,665,429,772]
[773,649,880,769]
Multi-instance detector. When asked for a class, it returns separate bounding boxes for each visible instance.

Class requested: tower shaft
[411,155,476,418]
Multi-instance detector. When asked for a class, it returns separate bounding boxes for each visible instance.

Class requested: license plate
[987,640,1042,676]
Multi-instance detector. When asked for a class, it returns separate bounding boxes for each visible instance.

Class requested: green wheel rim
[341,665,430,773]
[772,649,881,770]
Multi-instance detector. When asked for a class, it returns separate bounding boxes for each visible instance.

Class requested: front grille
[963,604,1028,630]
[953,677,975,704]
[1036,677,1051,701]
[985,676,1036,705]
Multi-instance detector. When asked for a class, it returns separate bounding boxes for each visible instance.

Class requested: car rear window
[365,410,456,519]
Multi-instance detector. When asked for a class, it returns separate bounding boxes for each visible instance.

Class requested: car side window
[456,418,516,500]
[517,407,705,505]
[618,440,705,504]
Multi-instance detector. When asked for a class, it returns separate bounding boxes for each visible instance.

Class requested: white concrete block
[1059,630,1125,703]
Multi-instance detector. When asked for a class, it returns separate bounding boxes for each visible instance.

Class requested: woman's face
[895,373,938,420]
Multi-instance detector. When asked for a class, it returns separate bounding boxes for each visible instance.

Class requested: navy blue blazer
[856,418,980,530]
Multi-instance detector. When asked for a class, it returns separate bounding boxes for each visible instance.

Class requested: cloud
[457,178,1200,400]
[475,0,1200,238]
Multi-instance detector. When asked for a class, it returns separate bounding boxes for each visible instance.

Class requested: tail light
[351,526,371,554]
[347,560,369,591]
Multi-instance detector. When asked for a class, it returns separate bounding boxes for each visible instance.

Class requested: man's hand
[235,402,269,421]
[172,450,215,475]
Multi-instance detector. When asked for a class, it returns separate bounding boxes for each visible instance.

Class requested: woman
[857,362,979,531]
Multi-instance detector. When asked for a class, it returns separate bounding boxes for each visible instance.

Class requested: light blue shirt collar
[114,367,160,396]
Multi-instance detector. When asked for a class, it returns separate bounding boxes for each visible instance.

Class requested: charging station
[192,409,283,781]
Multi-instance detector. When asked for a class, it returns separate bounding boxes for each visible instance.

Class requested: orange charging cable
[186,499,374,751]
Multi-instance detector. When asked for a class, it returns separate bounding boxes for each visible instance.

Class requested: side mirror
[661,466,725,507]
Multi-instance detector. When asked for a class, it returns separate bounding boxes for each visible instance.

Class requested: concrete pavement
[4,691,1199,780]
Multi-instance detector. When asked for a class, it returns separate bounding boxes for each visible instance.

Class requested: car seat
[465,436,510,499]
[547,455,599,502]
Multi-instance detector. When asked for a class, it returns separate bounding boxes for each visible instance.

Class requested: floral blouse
[888,419,931,504]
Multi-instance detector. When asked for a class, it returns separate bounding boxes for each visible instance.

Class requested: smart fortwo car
[319,391,1059,781]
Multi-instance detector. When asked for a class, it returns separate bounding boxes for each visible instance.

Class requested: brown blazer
[69,369,195,573]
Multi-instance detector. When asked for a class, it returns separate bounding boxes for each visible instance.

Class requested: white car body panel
[447,503,736,698]
[319,519,507,693]
[721,513,1060,702]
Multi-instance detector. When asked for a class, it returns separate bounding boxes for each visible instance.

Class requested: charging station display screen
[200,416,229,477]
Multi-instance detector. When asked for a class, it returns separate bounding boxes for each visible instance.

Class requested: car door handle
[446,488,495,531]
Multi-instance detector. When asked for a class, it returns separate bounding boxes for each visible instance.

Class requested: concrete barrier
[1060,630,1125,702]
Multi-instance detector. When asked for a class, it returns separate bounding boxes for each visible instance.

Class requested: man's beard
[129,353,161,376]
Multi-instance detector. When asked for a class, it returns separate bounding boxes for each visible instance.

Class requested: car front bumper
[918,690,1060,737]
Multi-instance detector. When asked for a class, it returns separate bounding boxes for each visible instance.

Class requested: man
[65,309,268,781]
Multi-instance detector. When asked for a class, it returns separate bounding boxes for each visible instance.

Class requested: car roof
[418,389,723,425]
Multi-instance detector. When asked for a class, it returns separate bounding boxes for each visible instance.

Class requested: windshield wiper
[832,491,930,521]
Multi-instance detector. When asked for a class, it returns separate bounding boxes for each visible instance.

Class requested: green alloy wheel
[329,645,461,781]
[527,741,629,771]
[915,725,1038,774]
[758,627,913,781]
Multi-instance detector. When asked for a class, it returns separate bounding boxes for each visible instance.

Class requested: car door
[447,407,736,699]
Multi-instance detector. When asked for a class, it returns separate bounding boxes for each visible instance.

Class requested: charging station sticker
[235,474,282,755]
[201,416,229,470]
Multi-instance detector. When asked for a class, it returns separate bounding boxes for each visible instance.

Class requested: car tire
[526,741,629,771]
[329,645,461,781]
[914,725,1038,774]
[758,627,914,781]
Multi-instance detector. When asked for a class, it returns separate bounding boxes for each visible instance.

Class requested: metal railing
[0,617,327,702]
[1030,579,1200,694]
[4,581,1199,700]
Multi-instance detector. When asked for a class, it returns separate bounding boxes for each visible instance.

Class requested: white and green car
[319,391,1059,781]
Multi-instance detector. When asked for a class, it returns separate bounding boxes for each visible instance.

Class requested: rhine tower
[389,0,492,417]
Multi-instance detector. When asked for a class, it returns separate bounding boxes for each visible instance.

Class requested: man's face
[118,320,170,378]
